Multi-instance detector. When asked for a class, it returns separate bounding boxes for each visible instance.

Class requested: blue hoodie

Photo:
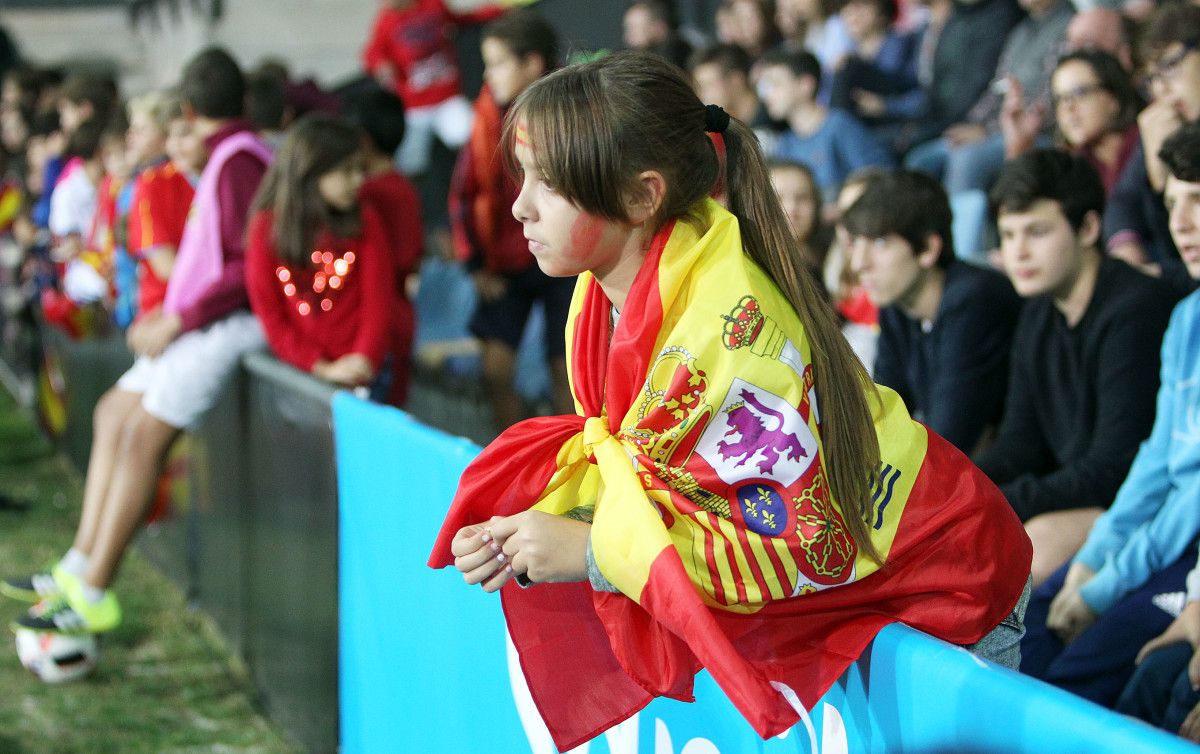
[1077,288,1200,613]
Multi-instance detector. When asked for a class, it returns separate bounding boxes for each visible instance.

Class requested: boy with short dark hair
[688,44,771,131]
[759,49,893,203]
[345,85,423,406]
[977,149,1178,592]
[842,169,1020,454]
[3,47,271,635]
[1022,123,1200,716]
[623,0,692,71]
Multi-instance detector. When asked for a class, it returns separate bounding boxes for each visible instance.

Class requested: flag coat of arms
[430,199,1032,751]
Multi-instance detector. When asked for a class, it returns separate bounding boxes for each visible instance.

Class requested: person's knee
[116,408,175,457]
[480,346,517,387]
[93,389,135,433]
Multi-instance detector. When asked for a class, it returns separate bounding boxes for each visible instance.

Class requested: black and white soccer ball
[14,627,98,683]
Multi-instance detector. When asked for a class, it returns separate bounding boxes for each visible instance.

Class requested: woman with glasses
[1003,49,1143,197]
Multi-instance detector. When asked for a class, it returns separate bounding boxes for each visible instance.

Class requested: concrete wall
[2,0,377,94]
[1,0,627,96]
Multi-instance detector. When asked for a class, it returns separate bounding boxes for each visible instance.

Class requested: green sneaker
[12,584,121,634]
[0,564,77,603]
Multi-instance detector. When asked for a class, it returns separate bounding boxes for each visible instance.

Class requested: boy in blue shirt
[1022,125,1200,710]
[758,49,894,206]
[1110,124,1200,739]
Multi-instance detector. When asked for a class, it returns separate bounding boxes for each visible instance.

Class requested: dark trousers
[1116,640,1200,733]
[1020,554,1194,707]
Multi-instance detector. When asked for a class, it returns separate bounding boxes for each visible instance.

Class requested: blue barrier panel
[335,393,1200,754]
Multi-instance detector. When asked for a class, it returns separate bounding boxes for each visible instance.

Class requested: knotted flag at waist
[430,198,1031,750]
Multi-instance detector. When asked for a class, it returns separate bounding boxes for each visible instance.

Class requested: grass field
[0,389,299,754]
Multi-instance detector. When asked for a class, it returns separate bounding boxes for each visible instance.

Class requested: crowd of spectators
[2,0,1200,743]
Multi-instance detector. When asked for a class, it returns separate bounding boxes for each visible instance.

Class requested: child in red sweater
[247,113,397,395]
[345,85,423,405]
[361,0,503,174]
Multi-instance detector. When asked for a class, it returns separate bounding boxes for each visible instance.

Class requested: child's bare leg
[481,340,520,431]
[73,387,145,555]
[81,406,180,590]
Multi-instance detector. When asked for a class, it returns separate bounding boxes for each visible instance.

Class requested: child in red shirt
[345,86,423,405]
[246,113,397,395]
[126,110,202,321]
[361,0,503,174]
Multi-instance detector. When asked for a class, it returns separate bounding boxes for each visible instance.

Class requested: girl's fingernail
[505,565,513,573]
[489,542,501,553]
[496,552,507,564]
[481,532,491,544]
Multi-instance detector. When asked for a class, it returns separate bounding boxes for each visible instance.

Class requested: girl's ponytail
[722,118,884,565]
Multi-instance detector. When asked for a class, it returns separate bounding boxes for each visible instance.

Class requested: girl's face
[771,166,818,243]
[1051,60,1119,148]
[165,118,206,176]
[482,38,544,108]
[510,129,637,281]
[318,153,366,212]
[126,110,166,167]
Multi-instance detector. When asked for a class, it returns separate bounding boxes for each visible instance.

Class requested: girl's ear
[627,170,666,225]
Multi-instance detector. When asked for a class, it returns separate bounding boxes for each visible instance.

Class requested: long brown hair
[251,113,362,266]
[502,51,883,563]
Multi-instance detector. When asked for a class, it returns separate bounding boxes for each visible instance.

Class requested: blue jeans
[1021,555,1193,707]
[965,577,1031,670]
[1116,640,1200,733]
[905,132,1007,194]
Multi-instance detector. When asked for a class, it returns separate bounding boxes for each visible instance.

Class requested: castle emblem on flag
[721,296,807,380]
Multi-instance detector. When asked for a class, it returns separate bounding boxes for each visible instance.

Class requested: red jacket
[246,206,396,373]
[449,88,533,273]
[362,0,501,109]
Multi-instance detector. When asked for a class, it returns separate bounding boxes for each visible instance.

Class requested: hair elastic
[704,104,730,134]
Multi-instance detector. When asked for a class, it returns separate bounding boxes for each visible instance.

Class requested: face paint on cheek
[569,213,609,259]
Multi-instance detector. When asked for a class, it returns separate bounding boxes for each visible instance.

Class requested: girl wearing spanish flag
[429,50,1031,750]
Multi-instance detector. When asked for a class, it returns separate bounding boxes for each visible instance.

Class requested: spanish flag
[430,199,1030,750]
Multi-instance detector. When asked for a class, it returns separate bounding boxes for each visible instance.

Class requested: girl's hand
[314,354,375,386]
[451,520,513,588]
[486,511,591,591]
[128,310,181,357]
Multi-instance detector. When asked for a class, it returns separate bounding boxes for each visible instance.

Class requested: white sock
[80,583,105,604]
[58,548,89,577]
